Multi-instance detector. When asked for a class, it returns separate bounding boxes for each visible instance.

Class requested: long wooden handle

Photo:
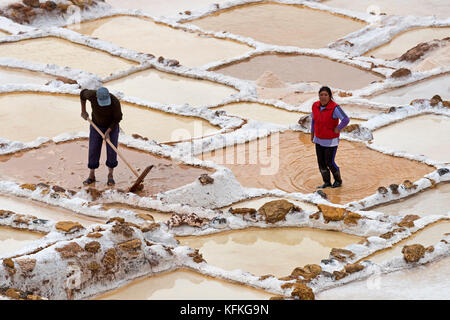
[87,118,139,178]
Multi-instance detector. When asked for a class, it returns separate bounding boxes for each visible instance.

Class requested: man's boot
[317,169,332,188]
[331,169,342,188]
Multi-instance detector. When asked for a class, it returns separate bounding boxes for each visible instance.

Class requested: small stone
[437,168,449,176]
[102,248,118,269]
[291,264,322,281]
[117,239,142,252]
[107,217,125,224]
[86,188,102,201]
[318,204,347,222]
[84,241,101,253]
[55,221,84,233]
[3,258,15,269]
[333,270,347,280]
[402,244,425,263]
[188,249,205,263]
[309,212,320,220]
[229,207,257,215]
[87,232,103,238]
[377,186,388,195]
[425,246,434,253]
[258,200,295,223]
[51,185,66,193]
[344,262,364,274]
[315,190,327,199]
[157,56,164,63]
[20,183,36,191]
[26,294,43,300]
[5,288,21,299]
[16,258,36,273]
[402,180,417,190]
[290,283,315,300]
[23,0,40,8]
[55,242,84,259]
[330,248,355,262]
[0,210,12,218]
[390,68,412,78]
[389,184,399,194]
[398,215,420,228]
[199,174,214,185]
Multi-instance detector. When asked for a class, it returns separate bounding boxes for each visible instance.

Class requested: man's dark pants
[88,124,119,169]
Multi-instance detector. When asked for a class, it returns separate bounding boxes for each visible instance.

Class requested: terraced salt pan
[200,131,434,204]
[101,203,172,223]
[212,102,308,126]
[372,114,450,163]
[67,15,253,68]
[106,68,237,108]
[0,92,219,143]
[365,27,450,60]
[188,2,366,48]
[105,0,230,17]
[316,256,450,300]
[257,88,317,106]
[366,183,450,217]
[95,269,273,300]
[0,195,105,226]
[0,37,137,77]
[370,73,450,105]
[323,0,450,19]
[0,226,43,256]
[365,221,450,264]
[221,196,318,213]
[0,67,55,86]
[339,104,387,119]
[177,227,363,278]
[213,54,383,90]
[0,140,213,196]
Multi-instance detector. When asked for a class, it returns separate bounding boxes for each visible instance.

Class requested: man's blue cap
[96,87,111,107]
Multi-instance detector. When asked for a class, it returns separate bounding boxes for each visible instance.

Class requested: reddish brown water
[0,140,213,196]
[199,131,434,204]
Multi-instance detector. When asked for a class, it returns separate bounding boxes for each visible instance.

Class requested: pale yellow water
[67,15,253,68]
[213,53,383,90]
[0,37,137,77]
[317,256,450,300]
[95,269,274,300]
[105,0,230,17]
[0,92,219,143]
[0,226,43,256]
[189,2,366,48]
[211,102,308,126]
[177,227,363,278]
[221,196,318,213]
[372,114,450,163]
[365,27,450,60]
[106,68,237,108]
[370,73,450,105]
[0,195,105,226]
[101,203,172,223]
[414,44,450,72]
[366,221,450,264]
[0,67,55,86]
[367,183,450,217]
[324,0,450,19]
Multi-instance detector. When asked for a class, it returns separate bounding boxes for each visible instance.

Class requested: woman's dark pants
[88,125,119,170]
[315,144,342,184]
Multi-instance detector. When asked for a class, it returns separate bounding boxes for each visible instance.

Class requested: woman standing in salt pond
[305,86,349,188]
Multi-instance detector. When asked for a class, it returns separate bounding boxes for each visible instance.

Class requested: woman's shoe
[317,182,332,188]
[331,181,342,188]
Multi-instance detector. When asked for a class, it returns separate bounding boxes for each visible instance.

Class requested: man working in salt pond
[305,86,349,189]
[80,87,123,186]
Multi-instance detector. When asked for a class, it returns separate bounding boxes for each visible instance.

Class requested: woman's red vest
[312,100,340,139]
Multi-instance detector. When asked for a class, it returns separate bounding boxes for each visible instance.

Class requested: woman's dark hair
[319,86,333,100]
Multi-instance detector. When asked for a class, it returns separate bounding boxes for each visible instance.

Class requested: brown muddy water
[212,53,383,90]
[0,226,43,256]
[105,68,237,108]
[95,269,274,300]
[0,140,213,196]
[0,92,219,143]
[0,37,137,77]
[177,227,363,278]
[188,2,366,48]
[67,15,253,68]
[199,131,434,204]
